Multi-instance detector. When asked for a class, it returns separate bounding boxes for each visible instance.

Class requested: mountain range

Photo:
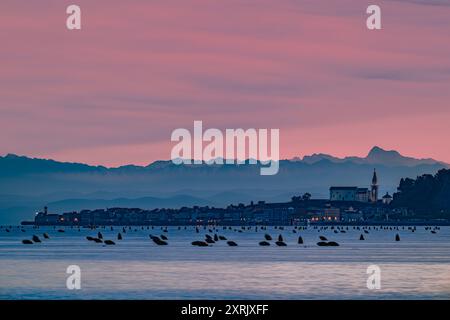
[295,146,448,167]
[0,146,447,224]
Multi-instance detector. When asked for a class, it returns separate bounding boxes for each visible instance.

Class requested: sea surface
[0,225,449,299]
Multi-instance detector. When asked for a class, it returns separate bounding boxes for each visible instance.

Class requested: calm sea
[0,225,449,299]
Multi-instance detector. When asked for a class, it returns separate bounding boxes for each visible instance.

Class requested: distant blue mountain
[298,146,448,167]
[0,146,447,224]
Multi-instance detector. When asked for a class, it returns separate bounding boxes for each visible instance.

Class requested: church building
[330,169,379,203]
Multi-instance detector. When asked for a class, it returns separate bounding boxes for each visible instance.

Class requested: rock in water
[317,240,339,246]
[32,235,41,243]
[298,236,303,244]
[22,239,33,244]
[104,240,115,245]
[360,234,365,240]
[395,234,400,241]
[192,241,208,247]
[227,241,238,246]
[275,241,287,246]
[259,241,270,246]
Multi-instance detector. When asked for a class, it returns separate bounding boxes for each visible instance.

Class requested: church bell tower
[370,169,379,203]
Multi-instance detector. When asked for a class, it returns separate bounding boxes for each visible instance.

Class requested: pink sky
[1,0,450,166]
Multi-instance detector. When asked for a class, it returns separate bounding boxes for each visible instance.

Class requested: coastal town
[26,170,437,227]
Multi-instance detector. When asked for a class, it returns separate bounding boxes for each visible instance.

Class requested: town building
[382,192,393,205]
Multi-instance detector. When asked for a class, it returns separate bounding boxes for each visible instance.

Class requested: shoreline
[16,221,450,227]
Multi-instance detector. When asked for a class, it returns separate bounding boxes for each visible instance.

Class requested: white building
[382,192,393,205]
[330,169,379,203]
